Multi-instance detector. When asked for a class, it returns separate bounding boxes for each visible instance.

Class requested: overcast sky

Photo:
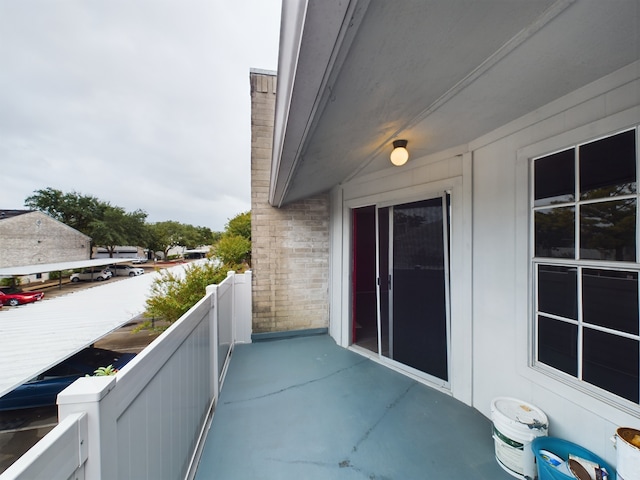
[0,0,281,231]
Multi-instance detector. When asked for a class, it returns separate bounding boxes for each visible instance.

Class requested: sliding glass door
[352,194,451,383]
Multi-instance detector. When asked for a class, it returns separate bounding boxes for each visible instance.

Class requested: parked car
[131,257,148,264]
[106,264,144,277]
[70,269,112,282]
[0,287,45,306]
[0,347,136,411]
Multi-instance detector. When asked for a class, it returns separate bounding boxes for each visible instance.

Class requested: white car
[107,265,144,277]
[70,269,113,282]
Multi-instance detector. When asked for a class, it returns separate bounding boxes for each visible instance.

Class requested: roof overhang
[270,0,640,206]
[0,263,192,398]
[0,258,132,277]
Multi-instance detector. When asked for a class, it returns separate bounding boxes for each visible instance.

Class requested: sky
[0,0,282,232]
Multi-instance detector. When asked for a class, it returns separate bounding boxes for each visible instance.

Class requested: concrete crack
[351,382,416,453]
[224,358,369,404]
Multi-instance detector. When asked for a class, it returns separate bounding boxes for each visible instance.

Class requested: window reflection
[580,130,636,200]
[580,199,636,261]
[534,149,575,207]
[582,269,639,335]
[538,265,577,320]
[535,207,575,258]
[538,315,578,377]
[583,328,639,403]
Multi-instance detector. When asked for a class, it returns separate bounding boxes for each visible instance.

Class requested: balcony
[194,333,512,479]
[1,270,512,480]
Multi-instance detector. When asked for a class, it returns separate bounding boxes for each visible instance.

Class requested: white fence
[1,271,252,480]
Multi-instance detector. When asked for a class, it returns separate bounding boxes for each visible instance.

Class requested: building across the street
[0,210,91,282]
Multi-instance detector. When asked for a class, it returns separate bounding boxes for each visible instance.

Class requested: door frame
[339,172,472,403]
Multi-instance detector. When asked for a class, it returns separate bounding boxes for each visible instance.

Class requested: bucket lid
[492,397,548,430]
[617,427,640,451]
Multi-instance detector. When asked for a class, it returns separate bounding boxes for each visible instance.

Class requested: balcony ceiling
[271,0,640,206]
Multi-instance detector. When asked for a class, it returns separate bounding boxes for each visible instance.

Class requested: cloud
[0,0,281,231]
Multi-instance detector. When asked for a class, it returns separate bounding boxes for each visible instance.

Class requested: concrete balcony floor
[195,334,514,479]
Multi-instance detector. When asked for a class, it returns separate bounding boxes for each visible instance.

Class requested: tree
[209,211,252,266]
[179,224,213,249]
[225,211,251,240]
[25,187,105,234]
[146,221,185,260]
[89,206,148,257]
[25,187,149,257]
[144,211,252,327]
[145,261,229,323]
[214,234,251,265]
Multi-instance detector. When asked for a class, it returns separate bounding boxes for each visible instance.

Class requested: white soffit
[0,263,191,398]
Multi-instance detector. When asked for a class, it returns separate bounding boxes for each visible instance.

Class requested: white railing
[1,270,252,480]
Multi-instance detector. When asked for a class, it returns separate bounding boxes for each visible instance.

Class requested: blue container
[531,437,616,480]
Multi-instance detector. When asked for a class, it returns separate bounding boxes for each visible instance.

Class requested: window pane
[538,265,577,319]
[583,328,639,403]
[580,130,636,200]
[538,316,578,376]
[582,269,639,335]
[535,207,575,258]
[534,149,575,207]
[580,199,636,261]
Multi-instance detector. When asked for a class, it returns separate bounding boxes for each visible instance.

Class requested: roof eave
[269,0,370,207]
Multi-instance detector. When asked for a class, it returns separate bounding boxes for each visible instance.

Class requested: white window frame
[516,112,640,417]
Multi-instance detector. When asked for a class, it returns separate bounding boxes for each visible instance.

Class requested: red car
[0,287,45,306]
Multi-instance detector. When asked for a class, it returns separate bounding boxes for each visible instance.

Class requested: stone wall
[250,69,330,333]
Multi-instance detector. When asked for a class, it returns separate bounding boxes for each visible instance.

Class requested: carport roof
[0,258,131,277]
[0,263,190,398]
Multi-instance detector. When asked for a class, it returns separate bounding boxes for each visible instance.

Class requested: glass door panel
[351,195,450,384]
[385,197,449,381]
[377,207,390,357]
[352,206,378,353]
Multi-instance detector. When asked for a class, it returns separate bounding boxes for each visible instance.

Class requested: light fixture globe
[390,139,409,166]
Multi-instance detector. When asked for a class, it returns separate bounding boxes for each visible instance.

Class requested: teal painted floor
[194,334,514,479]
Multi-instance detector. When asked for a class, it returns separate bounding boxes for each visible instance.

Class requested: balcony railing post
[206,284,219,403]
[57,376,118,480]
[227,270,236,343]
[236,270,252,343]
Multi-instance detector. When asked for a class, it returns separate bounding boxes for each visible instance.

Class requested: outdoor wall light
[390,139,409,166]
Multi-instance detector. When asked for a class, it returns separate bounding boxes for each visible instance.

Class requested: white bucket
[614,427,640,480]
[491,397,549,480]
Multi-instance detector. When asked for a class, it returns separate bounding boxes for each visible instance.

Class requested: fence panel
[114,295,213,480]
[0,412,87,480]
[2,271,252,480]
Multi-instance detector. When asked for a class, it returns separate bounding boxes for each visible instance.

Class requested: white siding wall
[331,60,640,466]
[471,61,640,465]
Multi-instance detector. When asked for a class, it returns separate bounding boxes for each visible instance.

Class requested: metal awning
[0,258,132,277]
[0,263,190,398]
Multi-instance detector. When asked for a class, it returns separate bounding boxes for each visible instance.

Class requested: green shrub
[144,261,235,324]
[213,234,251,265]
[50,270,72,280]
[143,211,251,330]
[0,277,22,287]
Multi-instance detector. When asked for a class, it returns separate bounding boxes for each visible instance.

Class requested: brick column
[250,69,329,333]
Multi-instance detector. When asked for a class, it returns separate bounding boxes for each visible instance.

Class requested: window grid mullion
[576,265,584,380]
[575,145,580,261]
[636,127,640,263]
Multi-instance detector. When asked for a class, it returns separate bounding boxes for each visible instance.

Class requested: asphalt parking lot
[0,262,177,474]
